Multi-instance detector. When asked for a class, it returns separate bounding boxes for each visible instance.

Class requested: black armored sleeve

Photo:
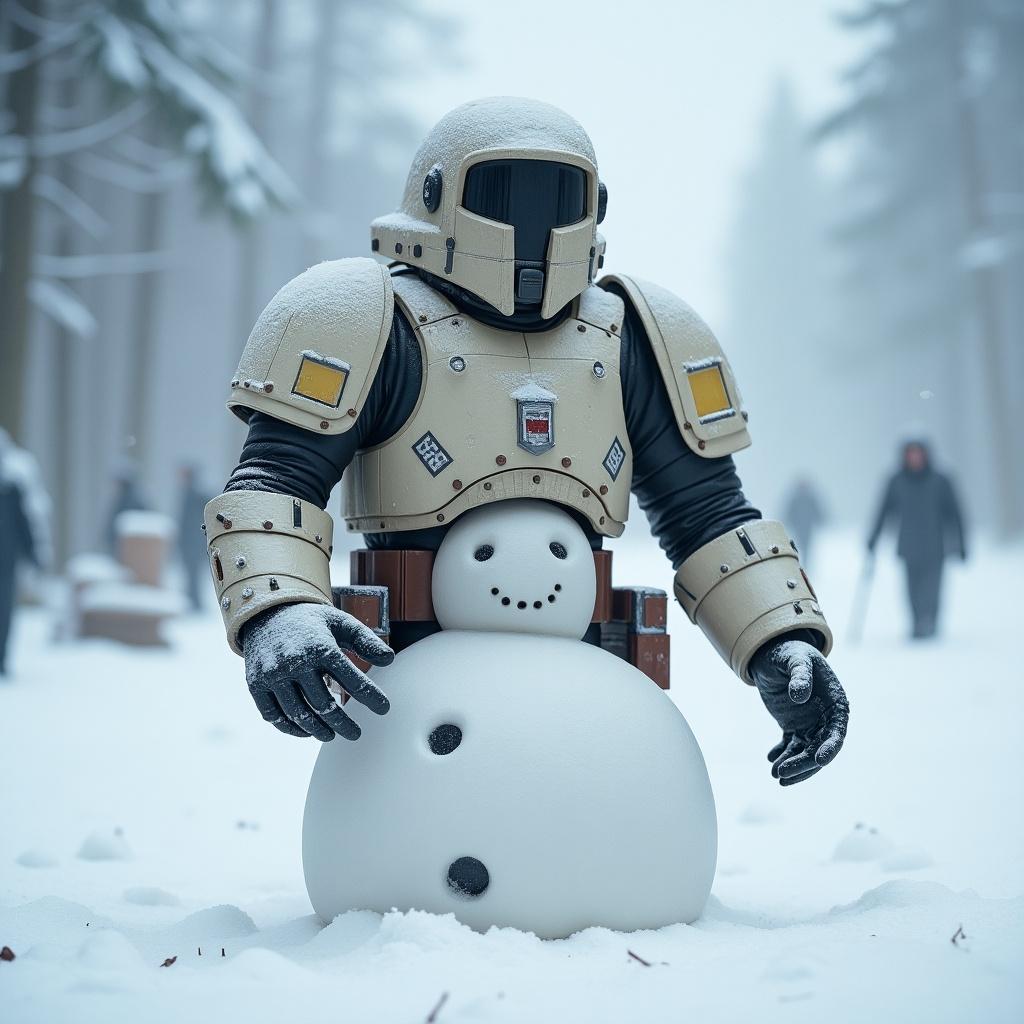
[610,284,761,570]
[224,307,423,506]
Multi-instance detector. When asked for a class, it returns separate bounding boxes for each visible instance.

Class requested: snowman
[302,499,717,938]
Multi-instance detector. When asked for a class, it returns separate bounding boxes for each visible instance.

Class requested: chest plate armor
[342,274,631,538]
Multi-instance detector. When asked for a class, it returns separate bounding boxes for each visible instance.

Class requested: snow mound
[157,905,258,948]
[123,886,180,907]
[77,828,133,862]
[831,823,896,862]
[15,848,59,869]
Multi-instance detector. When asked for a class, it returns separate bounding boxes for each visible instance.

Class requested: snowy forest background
[1,0,1022,567]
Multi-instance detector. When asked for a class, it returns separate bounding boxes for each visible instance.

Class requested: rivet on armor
[610,324,619,333]
[449,356,466,372]
[201,523,207,533]
[683,421,693,430]
[742,410,749,421]
[418,313,428,323]
[786,579,797,589]
[771,545,780,554]
[241,586,254,600]
[243,380,251,388]
[452,479,462,491]
[451,318,460,327]
[577,324,586,333]
[437,513,445,522]
[221,596,230,610]
[698,439,707,450]
[413,243,422,258]
[235,555,246,569]
[483,482,492,491]
[269,578,279,591]
[315,534,323,543]
[720,564,730,574]
[379,521,385,529]
[347,408,357,417]
[264,382,274,393]
[582,489,590,498]
[395,242,403,254]
[319,420,329,430]
[496,455,507,466]
[216,513,233,529]
[532,475,541,484]
[561,457,571,468]
[600,484,608,495]
[263,520,273,530]
[230,379,239,387]
[599,516,605,525]
[592,361,606,378]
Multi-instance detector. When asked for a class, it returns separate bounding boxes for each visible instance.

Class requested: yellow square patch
[687,363,732,421]
[292,354,349,407]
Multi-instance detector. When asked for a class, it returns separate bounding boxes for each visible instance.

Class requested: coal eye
[549,542,568,559]
[474,544,494,561]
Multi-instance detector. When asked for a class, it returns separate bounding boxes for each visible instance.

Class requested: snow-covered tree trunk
[124,125,167,476]
[947,0,1020,536]
[0,0,43,442]
[223,0,280,477]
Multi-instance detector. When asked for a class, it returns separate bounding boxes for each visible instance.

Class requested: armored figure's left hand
[242,603,394,741]
[748,638,849,786]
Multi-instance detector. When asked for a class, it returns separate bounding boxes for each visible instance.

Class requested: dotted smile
[490,583,563,609]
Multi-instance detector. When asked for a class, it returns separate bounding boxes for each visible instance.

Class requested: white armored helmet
[370,97,607,320]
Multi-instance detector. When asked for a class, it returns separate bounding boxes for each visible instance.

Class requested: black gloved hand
[241,602,394,741]
[748,636,849,786]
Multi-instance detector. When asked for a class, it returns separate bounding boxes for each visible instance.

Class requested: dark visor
[462,159,588,262]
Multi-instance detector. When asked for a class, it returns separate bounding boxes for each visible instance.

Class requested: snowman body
[302,501,717,938]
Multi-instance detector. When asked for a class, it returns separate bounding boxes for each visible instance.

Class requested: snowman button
[428,723,462,755]
[447,856,489,898]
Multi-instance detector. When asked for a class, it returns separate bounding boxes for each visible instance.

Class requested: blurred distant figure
[0,430,49,676]
[867,439,966,639]
[177,464,211,610]
[782,478,827,570]
[104,461,149,552]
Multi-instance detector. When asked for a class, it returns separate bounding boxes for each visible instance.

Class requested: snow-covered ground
[1,530,1022,1023]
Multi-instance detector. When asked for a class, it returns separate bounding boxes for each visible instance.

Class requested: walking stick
[847,552,875,645]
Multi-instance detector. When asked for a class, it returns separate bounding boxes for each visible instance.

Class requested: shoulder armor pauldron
[598,273,751,458]
[228,257,394,434]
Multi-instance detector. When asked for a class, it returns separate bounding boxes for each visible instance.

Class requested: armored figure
[205,97,849,786]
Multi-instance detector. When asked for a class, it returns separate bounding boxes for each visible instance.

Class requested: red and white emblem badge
[516,399,555,455]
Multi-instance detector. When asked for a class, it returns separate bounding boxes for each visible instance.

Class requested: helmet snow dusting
[370,97,607,319]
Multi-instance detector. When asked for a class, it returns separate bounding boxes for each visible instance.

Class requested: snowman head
[432,500,597,639]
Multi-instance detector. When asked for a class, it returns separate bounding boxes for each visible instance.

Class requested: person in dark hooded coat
[867,440,966,638]
[0,431,45,676]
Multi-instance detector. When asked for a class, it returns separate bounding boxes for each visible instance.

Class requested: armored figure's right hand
[241,603,394,741]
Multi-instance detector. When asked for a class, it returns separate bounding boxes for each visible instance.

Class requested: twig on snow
[950,925,967,947]
[160,956,178,967]
[628,949,652,966]
[426,991,449,1021]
